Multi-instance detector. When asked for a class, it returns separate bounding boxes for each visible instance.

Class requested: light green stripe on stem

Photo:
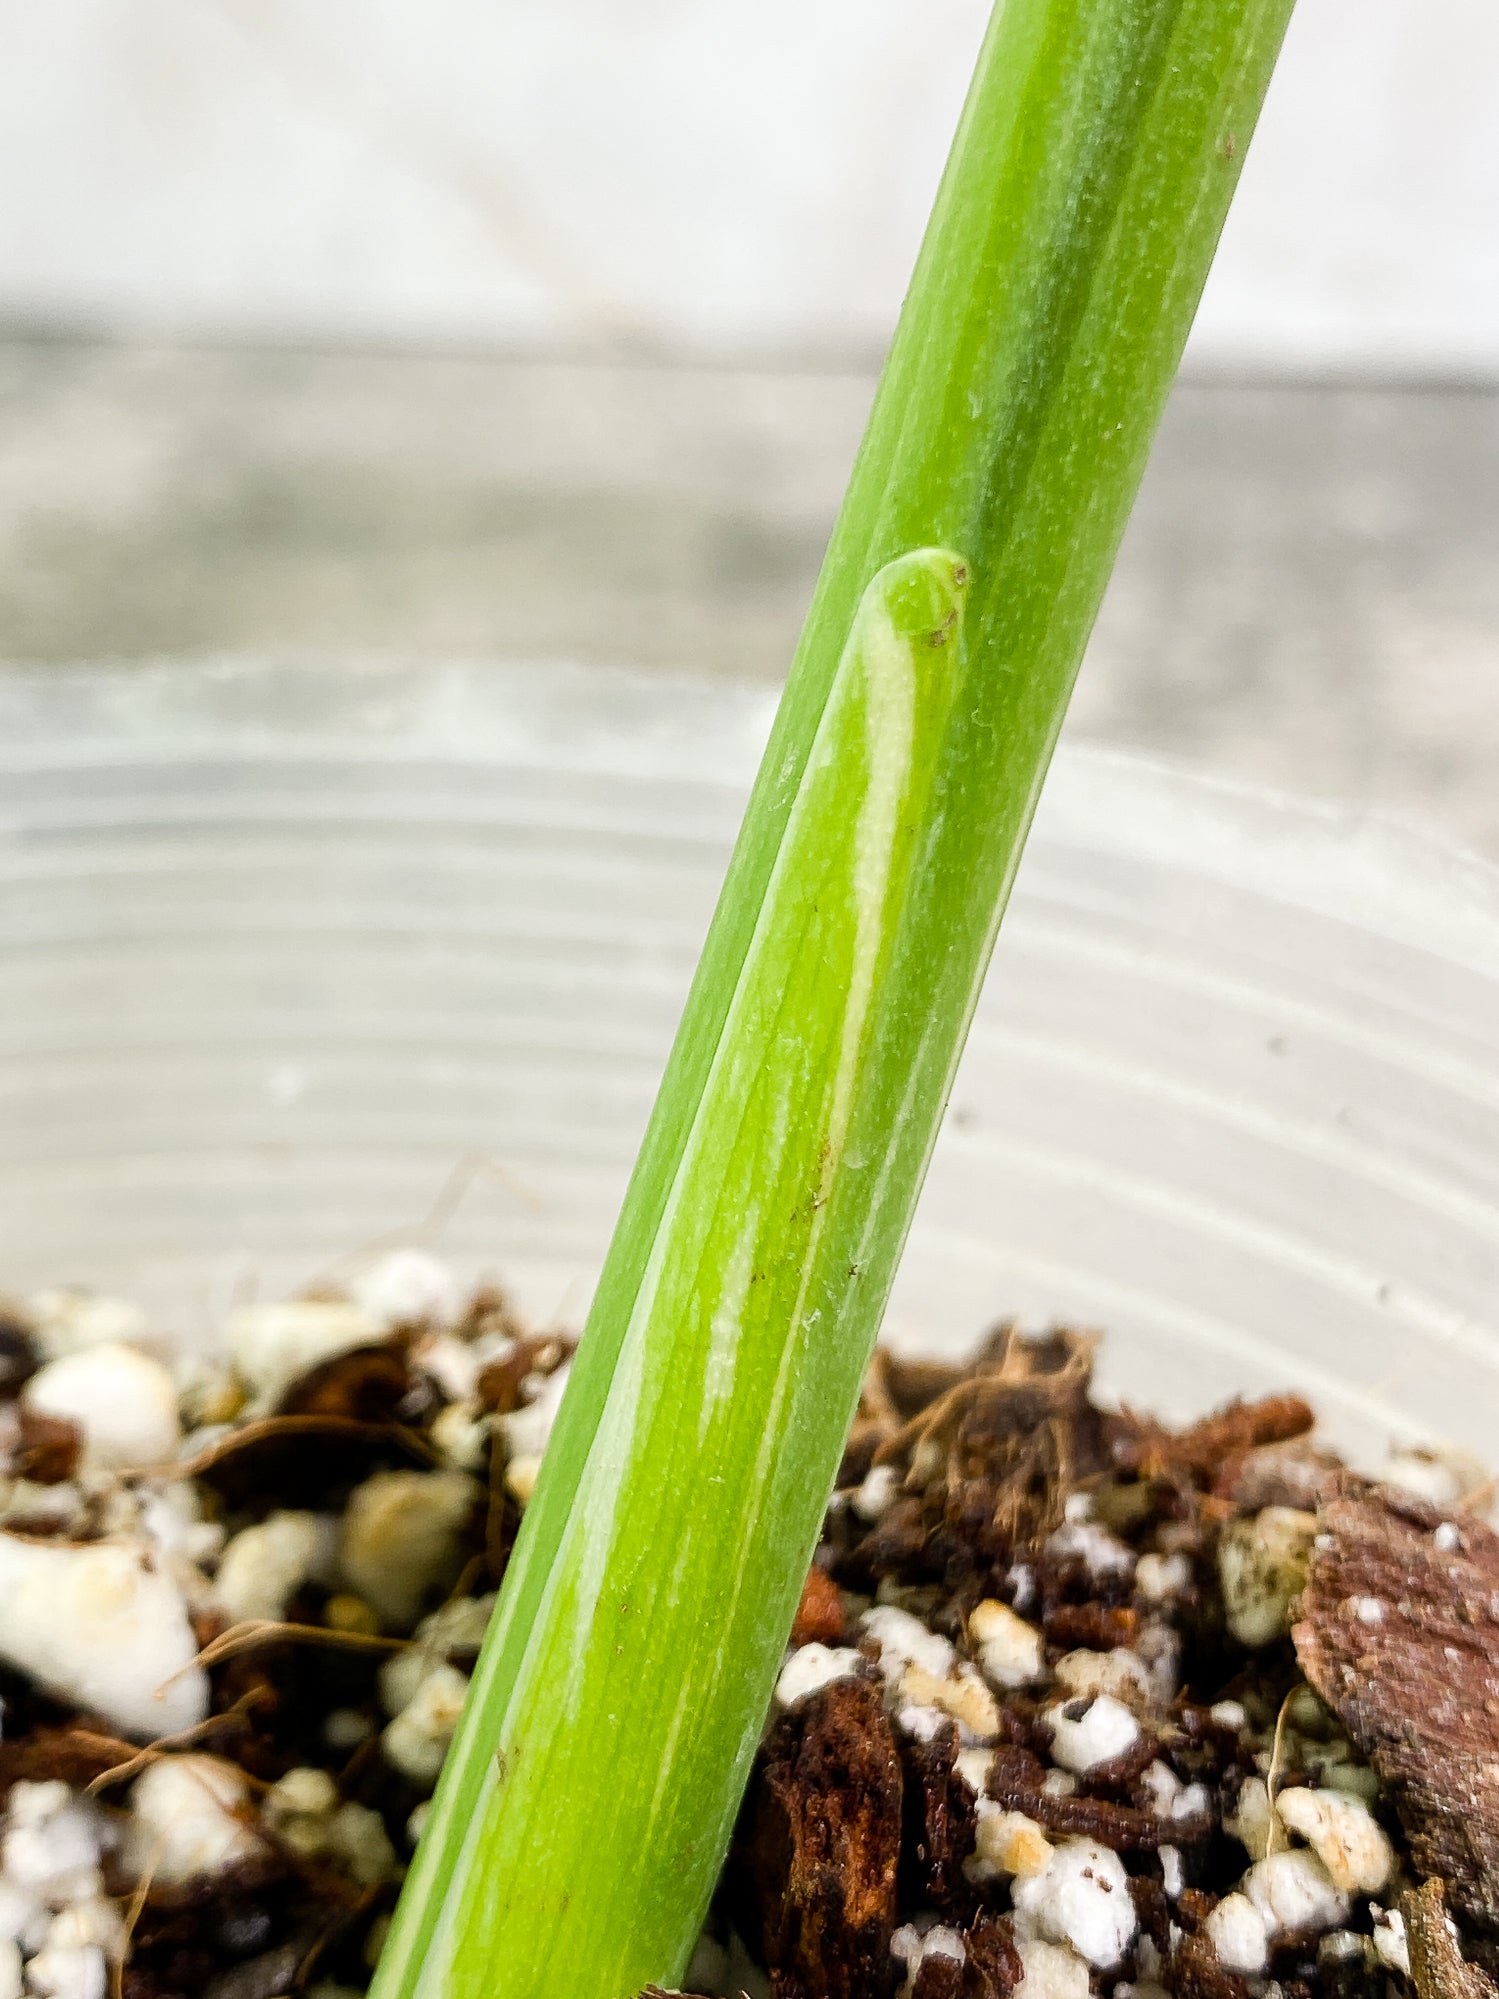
[370,0,1296,1992]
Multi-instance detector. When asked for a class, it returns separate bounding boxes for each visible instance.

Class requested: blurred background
[3,0,1497,851]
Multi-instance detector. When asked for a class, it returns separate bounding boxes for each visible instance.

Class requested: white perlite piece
[338,1469,479,1629]
[504,1453,541,1506]
[138,1483,223,1571]
[0,1534,207,1740]
[1045,1519,1135,1582]
[956,1748,995,1796]
[1045,1694,1139,1773]
[228,1299,383,1410]
[382,1664,471,1785]
[852,1464,900,1522]
[25,1291,151,1362]
[412,1334,483,1406]
[499,1360,572,1461]
[973,1803,1053,1881]
[1371,1906,1410,1976]
[213,1510,339,1624]
[1135,1553,1192,1602]
[1,1785,108,1909]
[969,1599,1045,1689]
[0,1941,18,1999]
[861,1605,956,1686]
[1204,1892,1270,1974]
[1319,1930,1366,1965]
[1012,1836,1137,1969]
[1243,1849,1351,1936]
[1383,1443,1487,1511]
[0,1481,85,1539]
[1139,1762,1210,1826]
[429,1400,491,1473]
[23,1943,106,1999]
[775,1645,863,1708]
[1014,1934,1092,1999]
[892,1922,966,1999]
[352,1250,465,1331]
[1053,1648,1153,1708]
[123,1756,263,1884]
[1218,1507,1317,1647]
[898,1662,1000,1743]
[379,1594,494,1716]
[263,1770,398,1888]
[0,1875,45,1953]
[1226,1777,1274,1862]
[1274,1785,1394,1894]
[22,1344,180,1470]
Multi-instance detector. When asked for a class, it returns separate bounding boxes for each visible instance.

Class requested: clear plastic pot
[3,656,1498,1464]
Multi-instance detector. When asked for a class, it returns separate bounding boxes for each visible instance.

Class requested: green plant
[370,1,1295,1993]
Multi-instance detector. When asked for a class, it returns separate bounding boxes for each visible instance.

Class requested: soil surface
[0,1268,1492,1999]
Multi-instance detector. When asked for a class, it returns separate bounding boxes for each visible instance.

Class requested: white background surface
[3,0,1497,373]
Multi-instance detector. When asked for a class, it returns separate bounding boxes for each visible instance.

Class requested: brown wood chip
[13,1406,82,1484]
[900,1722,978,1918]
[963,1914,1022,1999]
[737,1676,904,1999]
[1293,1483,1499,1927]
[1165,1932,1250,1999]
[1403,1879,1499,1999]
[791,1564,847,1647]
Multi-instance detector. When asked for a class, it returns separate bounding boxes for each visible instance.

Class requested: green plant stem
[370,1,1295,1993]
